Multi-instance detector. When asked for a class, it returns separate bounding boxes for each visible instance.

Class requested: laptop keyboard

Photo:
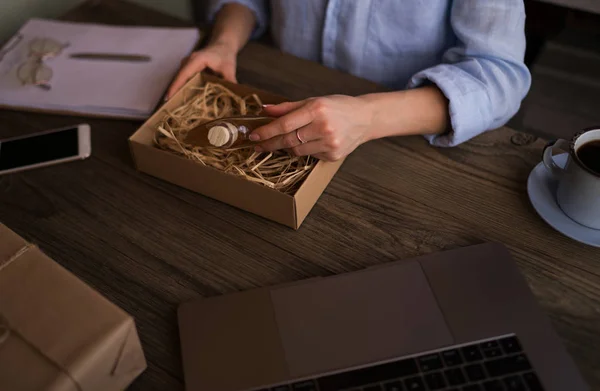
[261,335,544,391]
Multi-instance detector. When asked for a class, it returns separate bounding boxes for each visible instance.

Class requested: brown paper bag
[0,224,146,391]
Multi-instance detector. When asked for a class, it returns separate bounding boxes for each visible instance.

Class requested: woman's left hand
[250,95,374,161]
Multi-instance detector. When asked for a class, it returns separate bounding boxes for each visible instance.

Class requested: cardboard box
[129,73,345,229]
[0,224,146,391]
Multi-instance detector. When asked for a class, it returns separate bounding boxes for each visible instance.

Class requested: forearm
[208,3,256,53]
[361,86,450,141]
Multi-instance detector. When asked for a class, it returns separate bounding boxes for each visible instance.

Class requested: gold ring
[296,129,305,144]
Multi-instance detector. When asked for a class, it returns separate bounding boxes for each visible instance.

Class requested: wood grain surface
[0,1,598,390]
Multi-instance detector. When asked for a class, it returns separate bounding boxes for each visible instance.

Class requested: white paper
[0,18,200,119]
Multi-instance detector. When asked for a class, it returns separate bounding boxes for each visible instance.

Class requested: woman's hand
[252,86,450,160]
[251,95,374,161]
[165,42,238,100]
[166,3,257,99]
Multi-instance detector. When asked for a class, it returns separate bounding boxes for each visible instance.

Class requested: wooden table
[1,1,598,390]
[536,0,600,15]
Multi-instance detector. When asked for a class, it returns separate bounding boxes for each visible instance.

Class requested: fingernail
[261,104,274,108]
[254,146,263,152]
[249,134,260,141]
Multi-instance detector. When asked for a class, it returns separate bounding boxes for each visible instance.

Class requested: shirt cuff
[206,0,268,39]
[407,65,492,148]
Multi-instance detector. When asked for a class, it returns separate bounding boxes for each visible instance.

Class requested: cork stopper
[207,122,238,147]
[208,125,230,147]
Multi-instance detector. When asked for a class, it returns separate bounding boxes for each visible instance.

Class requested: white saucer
[527,153,600,247]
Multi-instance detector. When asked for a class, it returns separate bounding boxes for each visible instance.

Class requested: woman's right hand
[165,42,238,100]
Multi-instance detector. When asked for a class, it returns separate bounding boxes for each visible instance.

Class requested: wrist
[359,91,410,142]
[208,36,242,54]
[357,94,379,143]
[208,3,256,54]
[359,86,449,142]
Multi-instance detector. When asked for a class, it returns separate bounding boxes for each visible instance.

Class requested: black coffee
[577,140,600,175]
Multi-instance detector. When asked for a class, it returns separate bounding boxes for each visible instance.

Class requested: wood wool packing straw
[153,82,317,195]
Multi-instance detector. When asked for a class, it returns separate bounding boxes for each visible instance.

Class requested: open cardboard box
[129,73,345,229]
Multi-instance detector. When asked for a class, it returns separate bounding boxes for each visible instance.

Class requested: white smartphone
[0,124,91,176]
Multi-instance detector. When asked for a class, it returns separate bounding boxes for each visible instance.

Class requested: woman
[166,1,531,162]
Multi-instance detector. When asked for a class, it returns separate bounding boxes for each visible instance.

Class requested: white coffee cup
[543,128,600,230]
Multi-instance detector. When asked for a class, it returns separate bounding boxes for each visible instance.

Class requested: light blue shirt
[206,0,531,147]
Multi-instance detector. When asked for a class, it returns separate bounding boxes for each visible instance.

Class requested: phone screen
[0,127,79,171]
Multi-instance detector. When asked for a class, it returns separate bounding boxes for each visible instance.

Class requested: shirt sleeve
[406,0,532,147]
[205,0,269,39]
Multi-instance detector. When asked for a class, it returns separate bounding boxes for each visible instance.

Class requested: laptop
[178,243,588,391]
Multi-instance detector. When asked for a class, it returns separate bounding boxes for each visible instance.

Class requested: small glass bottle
[184,116,274,148]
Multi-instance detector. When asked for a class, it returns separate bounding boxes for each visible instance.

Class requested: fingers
[261,100,307,117]
[290,141,326,157]
[165,50,238,99]
[256,123,321,152]
[251,102,313,141]
[166,56,207,100]
[313,152,331,161]
[221,64,237,83]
